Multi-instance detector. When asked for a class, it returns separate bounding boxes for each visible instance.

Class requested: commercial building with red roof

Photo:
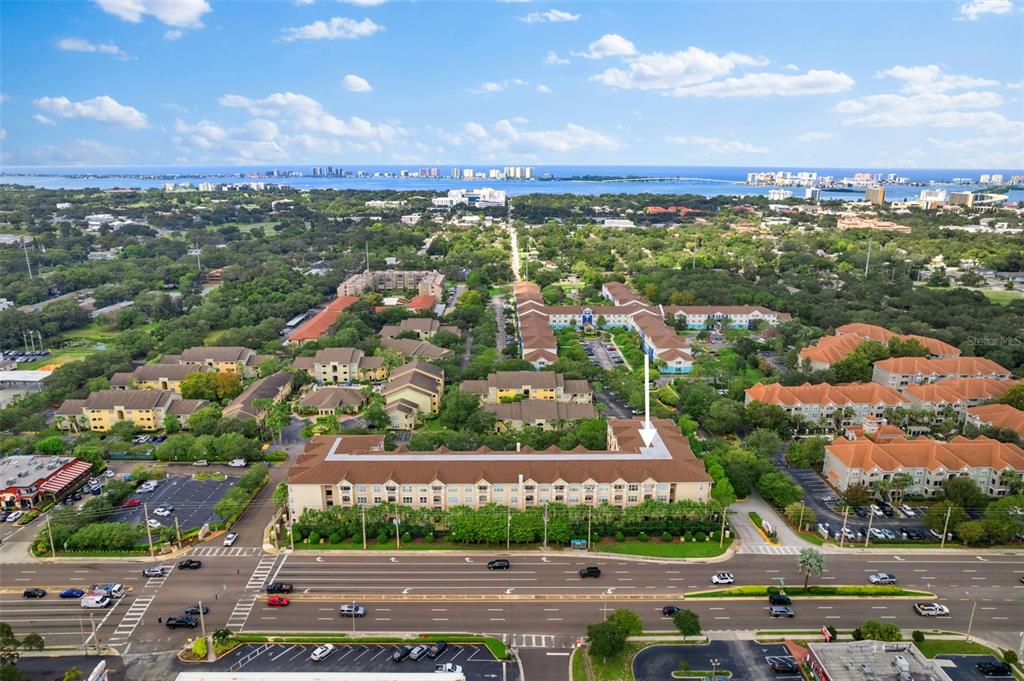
[286,295,360,344]
[0,456,93,510]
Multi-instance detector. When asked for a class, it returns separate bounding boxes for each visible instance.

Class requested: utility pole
[797,503,806,533]
[289,519,295,551]
[143,503,154,557]
[864,240,872,277]
[965,599,977,642]
[940,506,952,548]
[197,599,208,658]
[838,506,850,547]
[394,511,401,550]
[22,239,33,279]
[506,509,511,552]
[542,504,549,549]
[193,243,202,273]
[46,514,57,557]
[587,507,593,551]
[361,506,367,550]
[719,508,727,548]
[89,612,100,655]
[174,517,182,548]
[864,511,874,548]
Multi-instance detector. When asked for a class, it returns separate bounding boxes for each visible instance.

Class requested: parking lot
[207,642,516,679]
[581,338,626,371]
[107,474,237,532]
[938,656,1016,681]
[634,641,797,681]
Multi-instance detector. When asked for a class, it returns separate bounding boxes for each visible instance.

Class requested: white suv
[711,572,735,584]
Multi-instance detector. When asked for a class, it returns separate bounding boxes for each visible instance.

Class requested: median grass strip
[233,633,508,659]
[692,585,929,598]
[594,537,733,558]
[913,640,996,658]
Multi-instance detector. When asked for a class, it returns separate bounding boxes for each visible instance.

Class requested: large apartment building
[163,346,266,377]
[744,382,910,427]
[382,361,445,429]
[338,269,446,302]
[663,305,791,329]
[110,363,208,393]
[872,357,1012,389]
[799,323,960,370]
[461,371,592,404]
[55,390,208,432]
[484,400,599,430]
[823,434,1024,497]
[902,377,1019,416]
[965,404,1024,438]
[286,419,712,516]
[292,347,388,384]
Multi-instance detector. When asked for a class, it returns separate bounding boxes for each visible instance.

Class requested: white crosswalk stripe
[738,545,802,555]
[226,555,284,631]
[190,546,265,558]
[109,596,155,641]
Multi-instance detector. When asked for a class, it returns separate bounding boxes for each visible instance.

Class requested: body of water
[1,165,1020,203]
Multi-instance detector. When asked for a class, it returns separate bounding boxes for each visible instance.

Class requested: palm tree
[796,548,825,590]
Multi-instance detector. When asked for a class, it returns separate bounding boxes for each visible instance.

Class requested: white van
[228,459,247,468]
[81,593,111,609]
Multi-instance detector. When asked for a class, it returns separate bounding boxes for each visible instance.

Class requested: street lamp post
[709,658,719,681]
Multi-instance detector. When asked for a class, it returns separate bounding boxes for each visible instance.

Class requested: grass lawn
[294,540,533,551]
[914,640,996,658]
[21,349,96,369]
[694,585,927,598]
[594,537,732,558]
[571,648,587,681]
[589,642,644,681]
[211,221,278,233]
[203,329,229,343]
[979,289,1023,305]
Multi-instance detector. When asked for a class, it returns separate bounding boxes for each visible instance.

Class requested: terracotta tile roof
[826,434,1024,473]
[966,404,1024,437]
[904,377,1019,404]
[405,294,436,312]
[745,382,909,407]
[287,295,360,343]
[835,323,960,357]
[874,356,1011,377]
[798,334,864,366]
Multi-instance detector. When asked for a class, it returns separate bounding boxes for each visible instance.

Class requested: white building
[767,189,793,201]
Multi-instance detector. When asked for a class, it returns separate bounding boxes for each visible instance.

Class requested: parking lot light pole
[543,504,549,549]
[709,658,719,681]
[965,599,977,642]
[838,507,850,548]
[361,507,367,549]
[940,506,952,549]
[143,503,154,557]
[198,600,208,658]
[46,514,56,557]
[174,517,182,548]
[719,507,727,547]
[864,511,874,548]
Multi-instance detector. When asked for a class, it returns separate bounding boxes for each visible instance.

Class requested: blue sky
[0,0,1020,168]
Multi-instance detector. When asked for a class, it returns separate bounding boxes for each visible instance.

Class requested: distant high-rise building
[804,187,821,201]
[451,168,460,179]
[949,192,974,207]
[979,174,991,184]
[524,167,533,179]
[767,189,792,201]
[463,168,474,179]
[865,186,886,205]
[990,174,1004,184]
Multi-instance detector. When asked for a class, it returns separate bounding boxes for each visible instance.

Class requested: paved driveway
[634,641,797,681]
[937,655,1014,681]
[595,387,632,419]
[731,496,810,556]
[108,474,237,531]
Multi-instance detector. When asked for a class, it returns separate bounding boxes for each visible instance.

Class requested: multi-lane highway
[5,548,1020,655]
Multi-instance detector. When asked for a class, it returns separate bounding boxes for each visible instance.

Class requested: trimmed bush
[350,533,361,544]
[695,531,707,542]
[661,532,672,543]
[425,532,436,543]
[401,532,412,544]
[376,532,389,544]
[614,532,625,542]
[637,531,649,543]
[308,531,321,545]
[328,532,342,544]
[192,637,207,658]
[912,631,925,644]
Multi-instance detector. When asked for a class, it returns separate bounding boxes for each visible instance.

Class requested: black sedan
[23,588,46,599]
[184,604,209,615]
[661,605,681,616]
[977,662,1012,677]
[177,559,202,570]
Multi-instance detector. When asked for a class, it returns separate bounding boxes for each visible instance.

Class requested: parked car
[265,582,293,593]
[869,573,897,585]
[147,519,162,529]
[223,532,238,546]
[60,588,85,599]
[310,644,335,662]
[977,662,1012,676]
[177,559,202,570]
[143,566,170,577]
[769,606,795,618]
[6,511,24,522]
[435,663,463,674]
[487,559,510,570]
[426,641,447,659]
[23,588,46,599]
[408,645,429,661]
[339,603,366,617]
[121,499,141,508]
[192,459,209,467]
[184,604,209,615]
[770,659,799,673]
[391,646,412,663]
[661,605,681,616]
[579,566,601,578]
[914,602,950,616]
[166,616,199,629]
[711,572,735,584]
[267,595,289,607]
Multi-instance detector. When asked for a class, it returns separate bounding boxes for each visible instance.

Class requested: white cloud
[95,0,210,28]
[295,0,315,4]
[520,9,579,23]
[217,92,400,141]
[796,131,833,142]
[163,29,183,41]
[835,90,1012,131]
[576,34,636,59]
[958,0,1014,20]
[469,119,620,154]
[464,122,488,140]
[342,74,373,92]
[878,64,999,93]
[536,84,552,93]
[29,138,135,165]
[666,135,769,155]
[56,37,131,59]
[340,0,387,5]
[544,51,569,65]
[0,94,8,103]
[668,70,854,97]
[281,16,383,41]
[0,128,5,140]
[34,95,148,129]
[592,47,767,91]
[470,78,528,94]
[33,114,56,125]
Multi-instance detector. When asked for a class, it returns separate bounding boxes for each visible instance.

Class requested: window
[509,497,518,504]
[419,497,427,504]
[628,495,638,503]
[493,484,504,492]
[373,485,382,492]
[464,485,473,492]
[627,484,639,491]
[356,496,367,504]
[402,485,412,492]
[448,496,459,505]
[402,496,413,504]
